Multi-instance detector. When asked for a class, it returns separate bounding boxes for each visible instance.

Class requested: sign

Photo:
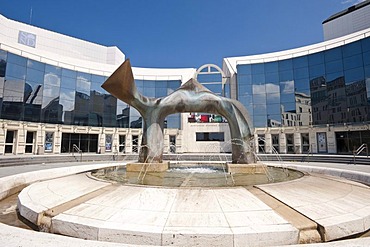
[18,31,36,48]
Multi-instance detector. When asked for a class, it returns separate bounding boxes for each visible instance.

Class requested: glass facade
[236,37,370,128]
[0,50,181,129]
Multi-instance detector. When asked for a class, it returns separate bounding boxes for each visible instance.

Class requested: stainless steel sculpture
[102,59,254,164]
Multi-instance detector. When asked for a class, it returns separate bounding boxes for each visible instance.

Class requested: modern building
[0,1,370,156]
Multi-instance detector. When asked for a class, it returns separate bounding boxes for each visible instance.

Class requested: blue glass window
[343,54,363,70]
[61,76,76,90]
[362,37,370,52]
[252,73,265,84]
[252,84,266,94]
[253,115,267,127]
[253,104,267,115]
[326,71,344,82]
[294,67,309,79]
[308,52,324,66]
[6,63,26,80]
[266,93,280,104]
[251,63,264,74]
[165,114,180,128]
[345,67,364,83]
[253,93,266,104]
[238,74,252,84]
[325,47,342,62]
[7,53,27,67]
[293,56,308,69]
[43,84,60,98]
[91,74,105,84]
[326,60,343,73]
[27,59,44,71]
[237,64,251,75]
[265,61,278,73]
[26,68,44,83]
[279,70,293,81]
[62,68,77,78]
[280,80,294,94]
[309,64,325,78]
[294,78,310,91]
[281,93,295,103]
[0,50,7,61]
[91,82,104,94]
[265,83,280,93]
[266,103,281,115]
[343,41,362,57]
[265,72,279,83]
[278,59,293,71]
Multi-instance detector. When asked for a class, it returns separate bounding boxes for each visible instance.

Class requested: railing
[353,144,368,165]
[301,144,313,163]
[113,145,118,161]
[72,144,83,162]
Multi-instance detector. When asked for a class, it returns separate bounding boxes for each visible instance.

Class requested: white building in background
[323,0,370,40]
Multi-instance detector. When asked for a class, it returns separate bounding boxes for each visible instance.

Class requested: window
[119,135,126,153]
[196,132,224,141]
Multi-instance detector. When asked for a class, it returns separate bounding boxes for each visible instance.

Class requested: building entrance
[61,133,98,153]
[336,130,370,154]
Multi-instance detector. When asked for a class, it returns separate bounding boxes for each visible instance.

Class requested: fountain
[101,59,256,171]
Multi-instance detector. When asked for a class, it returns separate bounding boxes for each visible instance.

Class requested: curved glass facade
[0,50,181,129]
[236,37,370,128]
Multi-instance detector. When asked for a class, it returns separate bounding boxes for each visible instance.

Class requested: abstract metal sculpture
[102,59,254,164]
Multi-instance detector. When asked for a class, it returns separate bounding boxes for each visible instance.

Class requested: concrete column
[264,133,272,154]
[294,132,302,154]
[280,133,287,154]
[327,130,336,154]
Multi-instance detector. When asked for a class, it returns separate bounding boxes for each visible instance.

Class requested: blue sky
[1,0,365,68]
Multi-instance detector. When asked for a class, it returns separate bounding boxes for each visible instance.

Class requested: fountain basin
[92,162,303,187]
[227,163,267,174]
[126,162,169,172]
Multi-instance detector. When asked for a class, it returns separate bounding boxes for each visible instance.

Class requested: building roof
[322,0,370,24]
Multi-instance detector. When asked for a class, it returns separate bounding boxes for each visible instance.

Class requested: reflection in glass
[6,63,26,80]
[345,67,364,84]
[116,102,129,128]
[266,103,280,115]
[76,75,90,95]
[27,59,44,71]
[265,83,280,93]
[62,68,77,78]
[325,47,342,62]
[253,115,267,127]
[253,93,266,104]
[41,97,61,124]
[280,80,294,93]
[27,68,44,83]
[61,76,76,90]
[7,53,27,67]
[267,114,281,127]
[165,114,181,129]
[103,94,116,127]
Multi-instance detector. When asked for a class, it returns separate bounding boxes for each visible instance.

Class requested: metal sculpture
[102,59,254,164]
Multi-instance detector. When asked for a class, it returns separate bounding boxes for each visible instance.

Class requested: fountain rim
[90,162,306,189]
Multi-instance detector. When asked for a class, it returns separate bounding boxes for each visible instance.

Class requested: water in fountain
[256,136,290,177]
[93,137,303,187]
